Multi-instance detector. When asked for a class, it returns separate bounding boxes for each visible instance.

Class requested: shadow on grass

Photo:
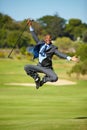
[74,117,87,119]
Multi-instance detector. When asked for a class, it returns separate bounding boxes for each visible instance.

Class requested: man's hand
[71,56,80,62]
[27,19,32,26]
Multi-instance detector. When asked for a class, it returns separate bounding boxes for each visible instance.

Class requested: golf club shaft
[8,23,28,58]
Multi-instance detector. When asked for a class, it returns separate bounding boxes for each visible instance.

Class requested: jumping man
[24,20,79,89]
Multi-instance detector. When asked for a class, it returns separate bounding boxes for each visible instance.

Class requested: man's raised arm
[27,20,39,43]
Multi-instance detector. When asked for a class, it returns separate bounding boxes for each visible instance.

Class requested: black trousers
[24,63,58,83]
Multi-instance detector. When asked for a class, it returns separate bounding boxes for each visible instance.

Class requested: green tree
[0,13,32,48]
[64,18,87,40]
[76,44,87,61]
[54,37,73,53]
[6,31,31,48]
[0,13,13,29]
[37,14,66,39]
[83,31,87,43]
[69,44,87,78]
[7,31,20,47]
[0,29,7,47]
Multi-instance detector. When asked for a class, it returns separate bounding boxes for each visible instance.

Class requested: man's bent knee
[24,65,30,72]
[51,76,58,82]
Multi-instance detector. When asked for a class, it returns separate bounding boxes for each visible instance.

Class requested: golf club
[8,23,28,58]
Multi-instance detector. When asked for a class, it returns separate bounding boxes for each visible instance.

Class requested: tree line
[0,12,87,49]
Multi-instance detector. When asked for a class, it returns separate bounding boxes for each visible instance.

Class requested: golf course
[0,58,87,130]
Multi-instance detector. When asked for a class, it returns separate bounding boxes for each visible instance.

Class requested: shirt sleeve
[29,26,39,43]
[29,26,34,31]
[55,49,71,61]
[66,56,72,61]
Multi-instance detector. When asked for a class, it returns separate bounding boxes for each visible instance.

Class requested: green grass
[0,58,87,130]
[0,58,74,84]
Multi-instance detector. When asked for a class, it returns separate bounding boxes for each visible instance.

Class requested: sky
[0,0,87,23]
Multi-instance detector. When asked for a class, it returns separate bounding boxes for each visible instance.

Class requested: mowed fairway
[0,59,87,130]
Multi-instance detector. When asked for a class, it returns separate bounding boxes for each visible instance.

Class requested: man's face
[44,35,51,44]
